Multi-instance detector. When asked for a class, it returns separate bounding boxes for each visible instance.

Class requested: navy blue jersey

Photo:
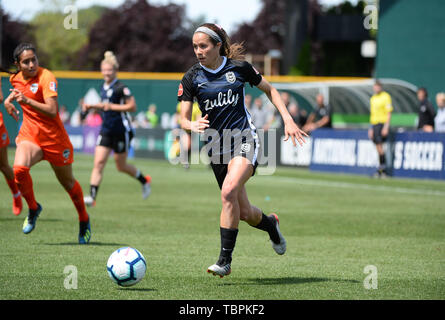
[100,79,133,135]
[178,57,262,162]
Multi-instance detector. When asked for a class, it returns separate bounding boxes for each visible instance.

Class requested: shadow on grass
[44,241,126,246]
[220,277,360,286]
[0,218,63,222]
[117,287,157,292]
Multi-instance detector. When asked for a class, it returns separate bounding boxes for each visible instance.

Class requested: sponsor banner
[133,128,170,159]
[392,131,445,180]
[83,126,101,154]
[309,129,379,175]
[66,125,84,152]
[280,136,312,166]
[66,125,100,154]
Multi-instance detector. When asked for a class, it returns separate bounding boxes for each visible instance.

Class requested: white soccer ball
[106,247,147,287]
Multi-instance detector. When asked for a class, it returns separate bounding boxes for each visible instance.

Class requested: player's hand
[4,99,20,121]
[102,103,111,111]
[10,89,29,105]
[191,114,209,133]
[368,128,373,140]
[81,103,90,112]
[284,119,308,147]
[382,126,389,137]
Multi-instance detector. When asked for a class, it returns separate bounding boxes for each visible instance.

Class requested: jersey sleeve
[41,70,58,99]
[240,61,262,87]
[122,86,132,98]
[177,69,195,102]
[384,92,393,112]
[115,83,133,102]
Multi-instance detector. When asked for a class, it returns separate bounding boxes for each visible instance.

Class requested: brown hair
[197,23,245,60]
[0,43,36,75]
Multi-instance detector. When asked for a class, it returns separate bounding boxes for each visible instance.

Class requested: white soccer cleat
[142,183,151,199]
[207,263,231,278]
[270,213,286,255]
[83,195,96,207]
[142,175,152,200]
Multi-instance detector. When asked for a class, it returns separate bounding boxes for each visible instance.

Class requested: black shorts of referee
[371,123,387,144]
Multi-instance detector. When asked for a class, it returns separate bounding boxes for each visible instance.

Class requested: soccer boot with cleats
[23,203,42,234]
[78,217,91,244]
[142,175,152,199]
[207,258,231,278]
[270,213,287,255]
[12,192,23,216]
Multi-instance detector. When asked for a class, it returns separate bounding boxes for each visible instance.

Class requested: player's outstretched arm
[256,77,308,147]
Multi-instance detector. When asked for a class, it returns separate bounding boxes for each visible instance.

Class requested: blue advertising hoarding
[392,131,445,180]
[309,129,445,180]
[309,129,380,176]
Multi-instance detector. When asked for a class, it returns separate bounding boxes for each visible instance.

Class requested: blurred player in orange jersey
[0,80,23,215]
[2,43,91,244]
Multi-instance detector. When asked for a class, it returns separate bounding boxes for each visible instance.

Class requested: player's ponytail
[102,51,119,70]
[0,66,18,75]
[196,23,245,61]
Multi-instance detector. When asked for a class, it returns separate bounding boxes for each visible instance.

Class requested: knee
[115,162,126,172]
[221,183,238,204]
[0,162,8,174]
[94,159,106,172]
[61,178,75,192]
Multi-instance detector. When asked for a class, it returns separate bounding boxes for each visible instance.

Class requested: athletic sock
[379,154,385,166]
[90,185,99,200]
[6,178,20,196]
[218,227,238,265]
[379,154,386,172]
[253,213,280,244]
[69,180,89,222]
[135,169,148,185]
[13,165,38,211]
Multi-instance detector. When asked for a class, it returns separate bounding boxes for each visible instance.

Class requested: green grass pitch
[0,151,444,300]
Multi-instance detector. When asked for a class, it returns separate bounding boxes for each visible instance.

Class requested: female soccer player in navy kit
[178,23,308,277]
[82,51,151,207]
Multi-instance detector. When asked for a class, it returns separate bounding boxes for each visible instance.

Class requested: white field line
[258,175,445,197]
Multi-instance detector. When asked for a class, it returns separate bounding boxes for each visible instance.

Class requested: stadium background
[1,0,445,180]
[0,0,444,303]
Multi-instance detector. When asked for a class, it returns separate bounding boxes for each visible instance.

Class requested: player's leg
[114,151,151,199]
[85,145,112,206]
[207,156,252,277]
[0,146,22,215]
[51,163,91,244]
[13,141,44,233]
[238,187,286,254]
[373,125,387,177]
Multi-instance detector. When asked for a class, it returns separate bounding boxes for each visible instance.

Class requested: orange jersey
[10,67,69,147]
[10,67,73,165]
[0,112,10,148]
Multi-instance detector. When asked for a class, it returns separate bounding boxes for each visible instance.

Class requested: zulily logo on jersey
[203,89,240,111]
